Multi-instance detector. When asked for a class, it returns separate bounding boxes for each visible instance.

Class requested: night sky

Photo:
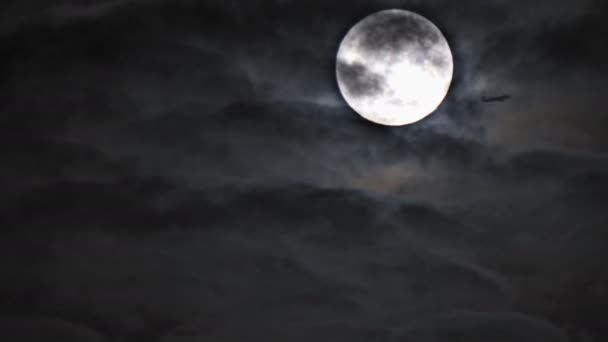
[1,1,608,341]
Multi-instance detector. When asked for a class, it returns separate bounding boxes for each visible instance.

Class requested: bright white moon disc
[336,9,453,126]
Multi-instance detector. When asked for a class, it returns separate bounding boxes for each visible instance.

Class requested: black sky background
[1,0,608,341]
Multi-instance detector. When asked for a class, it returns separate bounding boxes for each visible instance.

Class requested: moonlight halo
[336,9,454,126]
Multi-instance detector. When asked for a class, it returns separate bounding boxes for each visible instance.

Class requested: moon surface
[336,9,454,126]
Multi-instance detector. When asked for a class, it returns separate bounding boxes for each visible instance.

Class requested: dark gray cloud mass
[1,0,607,341]
[352,10,441,56]
[336,61,387,98]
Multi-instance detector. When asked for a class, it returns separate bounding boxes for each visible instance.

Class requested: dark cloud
[393,311,568,342]
[0,181,509,340]
[336,60,387,98]
[0,316,106,341]
[1,0,607,341]
[353,10,443,63]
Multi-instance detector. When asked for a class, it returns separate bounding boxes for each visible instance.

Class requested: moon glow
[336,9,453,126]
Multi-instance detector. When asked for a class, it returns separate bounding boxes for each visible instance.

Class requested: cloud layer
[1,0,607,341]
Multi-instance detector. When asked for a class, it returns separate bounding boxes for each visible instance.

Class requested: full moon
[336,9,453,126]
